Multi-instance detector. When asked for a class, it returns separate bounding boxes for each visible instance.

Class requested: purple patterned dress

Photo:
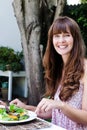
[52,84,87,130]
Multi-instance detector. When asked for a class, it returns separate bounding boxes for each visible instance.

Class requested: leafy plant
[63,3,87,56]
[0,46,24,72]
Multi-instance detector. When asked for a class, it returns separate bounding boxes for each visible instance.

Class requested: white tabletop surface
[40,124,66,130]
[37,118,66,130]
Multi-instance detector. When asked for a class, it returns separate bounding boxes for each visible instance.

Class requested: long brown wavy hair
[43,16,86,101]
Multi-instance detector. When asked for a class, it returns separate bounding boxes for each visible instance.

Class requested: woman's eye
[64,34,70,37]
[54,35,60,38]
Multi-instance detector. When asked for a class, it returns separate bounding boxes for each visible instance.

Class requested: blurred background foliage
[0,46,24,72]
[63,3,87,55]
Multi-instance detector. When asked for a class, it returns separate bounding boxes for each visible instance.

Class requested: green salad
[0,104,29,121]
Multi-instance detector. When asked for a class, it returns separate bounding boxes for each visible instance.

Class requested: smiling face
[53,29,73,63]
[51,17,75,64]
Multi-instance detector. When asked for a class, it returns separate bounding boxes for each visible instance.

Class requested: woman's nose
[58,36,66,43]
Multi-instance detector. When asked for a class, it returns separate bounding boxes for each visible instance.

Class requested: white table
[40,124,66,130]
[0,70,28,101]
[37,118,66,130]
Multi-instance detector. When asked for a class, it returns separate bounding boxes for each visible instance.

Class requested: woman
[10,16,87,129]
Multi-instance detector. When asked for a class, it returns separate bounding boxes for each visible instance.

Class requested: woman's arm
[10,98,52,119]
[61,102,87,125]
[0,100,6,106]
[10,98,36,111]
[35,92,87,125]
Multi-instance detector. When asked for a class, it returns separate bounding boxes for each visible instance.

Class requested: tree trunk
[54,0,66,20]
[12,0,44,105]
[12,0,66,105]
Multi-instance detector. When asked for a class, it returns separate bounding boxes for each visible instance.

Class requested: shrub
[0,46,24,72]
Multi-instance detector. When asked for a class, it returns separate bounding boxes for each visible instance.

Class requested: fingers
[0,100,6,106]
[10,98,26,109]
[36,101,46,113]
[35,98,45,114]
[35,98,52,114]
[10,98,21,106]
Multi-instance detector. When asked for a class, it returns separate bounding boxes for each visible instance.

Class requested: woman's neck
[62,54,70,65]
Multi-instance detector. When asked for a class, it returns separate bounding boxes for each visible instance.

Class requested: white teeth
[59,45,66,49]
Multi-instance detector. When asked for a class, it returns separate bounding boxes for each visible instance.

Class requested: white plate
[0,105,37,124]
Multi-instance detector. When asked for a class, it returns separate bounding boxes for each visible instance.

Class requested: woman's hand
[10,98,26,109]
[35,98,64,115]
[10,98,37,111]
[0,100,6,106]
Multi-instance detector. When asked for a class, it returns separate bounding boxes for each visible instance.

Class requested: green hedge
[63,4,87,55]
